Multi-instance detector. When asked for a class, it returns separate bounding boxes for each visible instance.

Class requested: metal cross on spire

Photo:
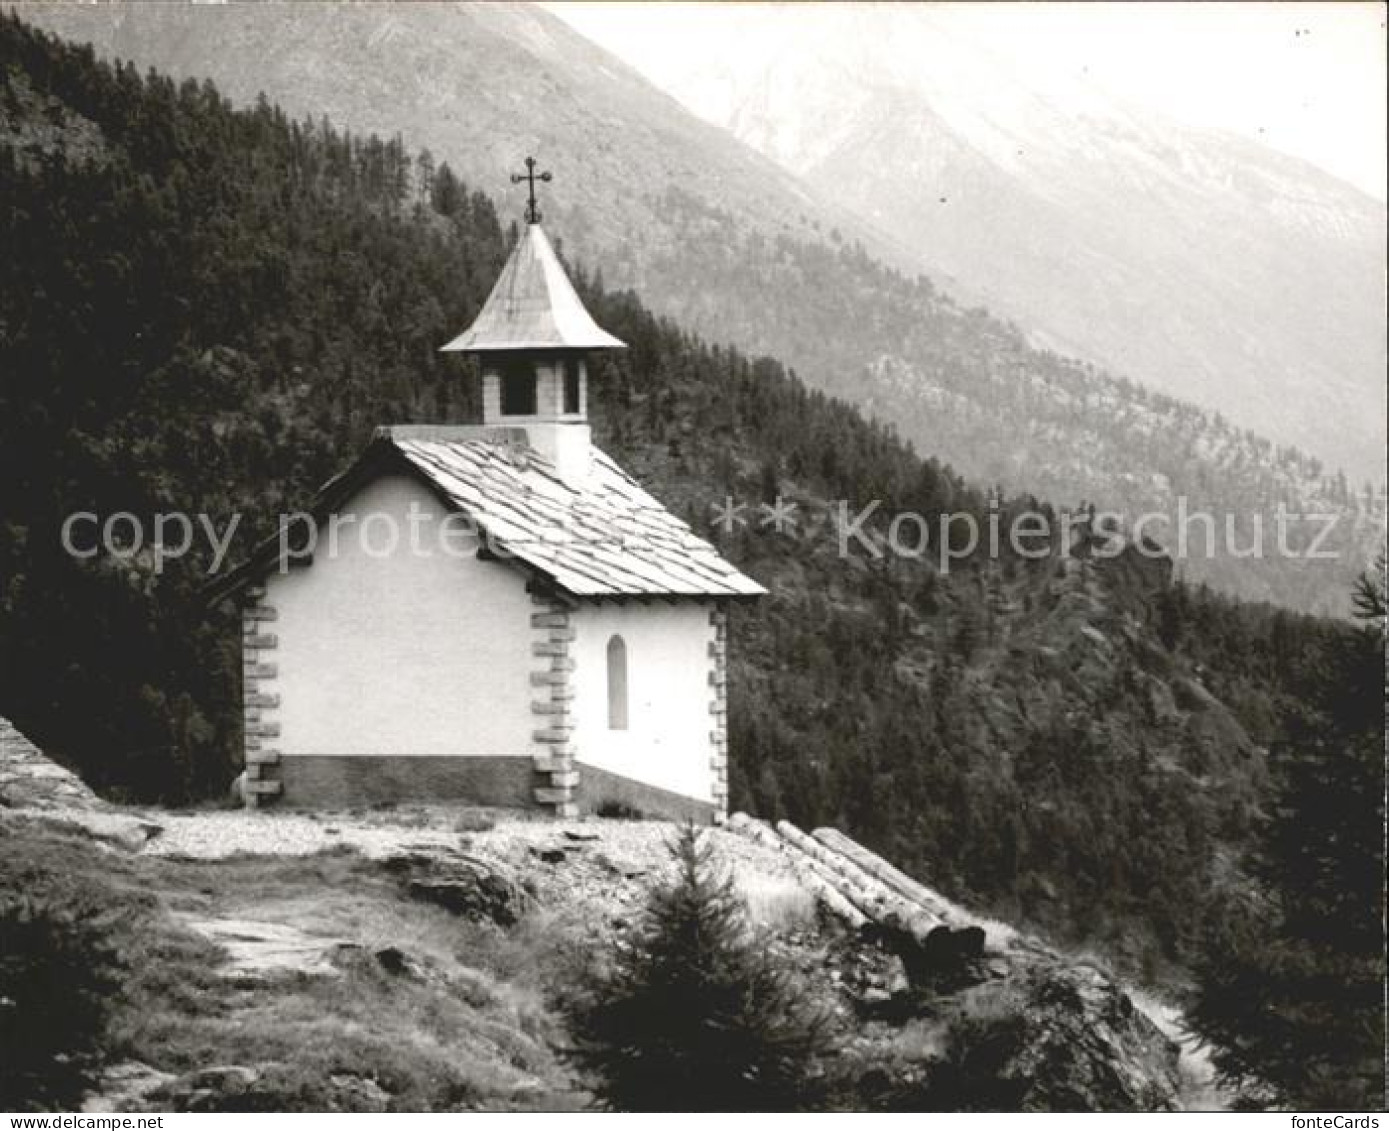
[510,156,552,225]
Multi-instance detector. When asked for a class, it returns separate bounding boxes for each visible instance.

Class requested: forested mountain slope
[0,14,1368,982]
[12,0,1384,615]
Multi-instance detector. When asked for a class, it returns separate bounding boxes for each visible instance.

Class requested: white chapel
[220,163,764,821]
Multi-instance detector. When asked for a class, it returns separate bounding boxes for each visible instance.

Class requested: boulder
[152,1064,263,1112]
[385,850,533,926]
[936,961,1183,1111]
[83,1061,178,1113]
[326,1072,392,1112]
[0,716,102,810]
[179,916,348,978]
[594,851,648,880]
[1,714,162,850]
[373,944,431,981]
[230,770,250,807]
[57,810,163,852]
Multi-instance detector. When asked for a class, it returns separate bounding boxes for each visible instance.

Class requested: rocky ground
[2,722,1224,1112]
[1,716,162,849]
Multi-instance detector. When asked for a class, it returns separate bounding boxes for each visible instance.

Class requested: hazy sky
[548,1,1387,200]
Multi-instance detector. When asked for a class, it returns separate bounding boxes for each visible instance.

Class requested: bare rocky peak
[634,4,1386,481]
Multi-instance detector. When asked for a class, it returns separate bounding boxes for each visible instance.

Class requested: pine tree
[566,826,834,1111]
[0,892,124,1110]
[1188,562,1386,1110]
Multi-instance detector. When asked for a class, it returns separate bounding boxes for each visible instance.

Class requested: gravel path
[145,807,464,859]
[143,805,798,881]
[4,731,796,888]
[140,806,810,944]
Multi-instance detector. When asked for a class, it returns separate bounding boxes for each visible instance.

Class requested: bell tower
[440,158,625,485]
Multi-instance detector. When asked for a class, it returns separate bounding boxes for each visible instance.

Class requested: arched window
[606,634,628,730]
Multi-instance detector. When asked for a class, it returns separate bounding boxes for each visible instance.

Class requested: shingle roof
[382,427,763,599]
[212,427,764,602]
[440,224,626,353]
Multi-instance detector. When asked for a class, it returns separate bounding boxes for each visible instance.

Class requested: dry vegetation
[732,865,819,934]
[1,807,819,1112]
[0,816,588,1111]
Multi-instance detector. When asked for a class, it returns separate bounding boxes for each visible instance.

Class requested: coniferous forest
[0,15,1383,1107]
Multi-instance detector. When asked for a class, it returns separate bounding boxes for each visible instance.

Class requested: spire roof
[440,224,626,354]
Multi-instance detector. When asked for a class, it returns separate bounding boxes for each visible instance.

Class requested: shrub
[0,891,125,1110]
[594,800,647,821]
[564,826,835,1110]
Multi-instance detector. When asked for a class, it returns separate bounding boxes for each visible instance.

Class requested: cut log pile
[811,827,1017,948]
[773,818,940,940]
[727,812,1017,960]
[727,812,867,929]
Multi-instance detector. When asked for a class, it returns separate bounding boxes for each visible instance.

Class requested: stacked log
[774,820,941,941]
[727,815,1024,987]
[725,813,867,929]
[813,827,1018,948]
[812,828,959,919]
